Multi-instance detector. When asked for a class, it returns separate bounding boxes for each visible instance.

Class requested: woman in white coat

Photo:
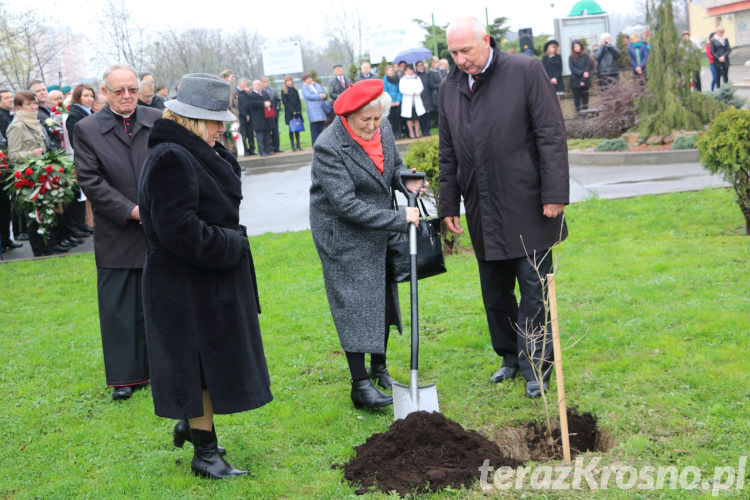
[398,64,425,138]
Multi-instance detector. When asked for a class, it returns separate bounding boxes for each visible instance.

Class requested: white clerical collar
[110,108,135,119]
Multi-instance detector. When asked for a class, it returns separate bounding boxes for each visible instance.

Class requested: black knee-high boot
[173,419,226,456]
[189,428,247,479]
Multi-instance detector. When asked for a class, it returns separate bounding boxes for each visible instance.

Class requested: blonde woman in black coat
[138,73,272,479]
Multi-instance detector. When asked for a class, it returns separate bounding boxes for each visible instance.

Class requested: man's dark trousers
[477,252,553,383]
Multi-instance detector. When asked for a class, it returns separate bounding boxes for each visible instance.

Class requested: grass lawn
[1,188,748,499]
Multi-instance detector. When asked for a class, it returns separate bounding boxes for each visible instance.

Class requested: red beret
[333,79,385,116]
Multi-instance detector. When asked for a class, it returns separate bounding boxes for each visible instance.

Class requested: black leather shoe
[3,240,23,250]
[52,244,71,253]
[525,381,549,398]
[32,248,53,257]
[174,419,226,456]
[65,236,83,246]
[190,428,246,479]
[369,364,396,390]
[351,379,393,409]
[490,365,518,383]
[16,233,29,240]
[69,228,90,238]
[79,225,94,234]
[112,385,134,400]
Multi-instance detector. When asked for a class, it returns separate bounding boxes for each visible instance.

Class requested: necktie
[471,74,480,93]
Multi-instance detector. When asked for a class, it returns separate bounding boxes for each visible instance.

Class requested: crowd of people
[0,13,736,483]
[538,26,733,114]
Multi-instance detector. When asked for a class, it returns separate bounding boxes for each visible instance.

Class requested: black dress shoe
[369,364,396,390]
[80,225,94,234]
[111,385,134,400]
[52,244,71,253]
[32,248,53,257]
[525,381,549,398]
[65,236,83,246]
[173,419,226,456]
[351,379,393,409]
[69,228,90,238]
[16,233,29,240]
[3,240,23,250]
[490,365,518,383]
[190,428,246,479]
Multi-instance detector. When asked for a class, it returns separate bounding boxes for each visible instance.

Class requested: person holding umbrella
[309,79,424,410]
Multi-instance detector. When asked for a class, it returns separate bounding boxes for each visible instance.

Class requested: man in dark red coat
[74,64,163,401]
[439,17,569,398]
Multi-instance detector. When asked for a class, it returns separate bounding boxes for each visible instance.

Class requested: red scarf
[341,117,384,174]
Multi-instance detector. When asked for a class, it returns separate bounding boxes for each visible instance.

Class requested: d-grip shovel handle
[398,170,425,374]
[397,170,425,208]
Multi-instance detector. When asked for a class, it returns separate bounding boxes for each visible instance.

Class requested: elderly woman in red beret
[309,80,423,410]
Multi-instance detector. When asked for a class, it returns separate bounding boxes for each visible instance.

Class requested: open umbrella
[392,47,433,65]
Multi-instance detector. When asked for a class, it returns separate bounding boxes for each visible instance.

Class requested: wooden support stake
[547,273,571,463]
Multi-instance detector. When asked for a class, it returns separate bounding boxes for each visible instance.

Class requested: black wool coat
[138,118,272,419]
[247,91,270,131]
[65,104,90,146]
[74,105,163,268]
[438,38,569,261]
[569,53,592,90]
[281,86,302,124]
[541,54,564,92]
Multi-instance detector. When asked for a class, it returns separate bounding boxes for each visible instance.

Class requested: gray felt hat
[164,73,235,122]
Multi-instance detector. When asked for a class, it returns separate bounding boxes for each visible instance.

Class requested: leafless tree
[0,5,67,91]
[91,0,149,73]
[323,3,365,66]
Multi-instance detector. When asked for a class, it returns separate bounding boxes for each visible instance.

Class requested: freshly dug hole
[494,407,613,462]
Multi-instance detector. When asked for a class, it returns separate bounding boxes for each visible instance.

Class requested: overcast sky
[8,0,638,45]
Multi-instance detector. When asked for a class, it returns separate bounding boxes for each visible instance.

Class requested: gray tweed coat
[310,116,408,353]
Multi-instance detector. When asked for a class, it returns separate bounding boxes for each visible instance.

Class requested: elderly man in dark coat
[247,80,273,156]
[439,17,569,399]
[139,73,272,479]
[74,63,163,401]
[310,79,421,410]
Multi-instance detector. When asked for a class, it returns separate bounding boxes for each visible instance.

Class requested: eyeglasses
[105,87,138,96]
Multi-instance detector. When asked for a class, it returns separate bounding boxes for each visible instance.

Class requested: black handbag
[386,193,447,283]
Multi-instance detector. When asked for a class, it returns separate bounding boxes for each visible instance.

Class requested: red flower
[54,111,60,116]
[59,167,65,173]
[14,171,22,179]
[38,174,48,182]
[23,179,34,187]
[66,104,71,110]
[24,168,33,176]
[0,151,6,159]
[50,106,57,112]
[45,165,54,173]
[40,187,47,194]
[14,181,23,188]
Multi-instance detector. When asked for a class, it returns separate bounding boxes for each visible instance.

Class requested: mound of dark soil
[342,411,521,496]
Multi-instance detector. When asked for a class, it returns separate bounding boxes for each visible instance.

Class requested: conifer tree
[638,0,706,138]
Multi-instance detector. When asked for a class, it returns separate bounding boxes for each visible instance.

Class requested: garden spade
[392,170,439,421]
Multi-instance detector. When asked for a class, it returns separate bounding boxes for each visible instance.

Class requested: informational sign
[368,28,409,64]
[554,14,610,75]
[262,41,304,76]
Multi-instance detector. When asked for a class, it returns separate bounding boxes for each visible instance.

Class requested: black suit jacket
[0,108,11,140]
[247,91,269,131]
[328,76,351,102]
[38,106,62,149]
